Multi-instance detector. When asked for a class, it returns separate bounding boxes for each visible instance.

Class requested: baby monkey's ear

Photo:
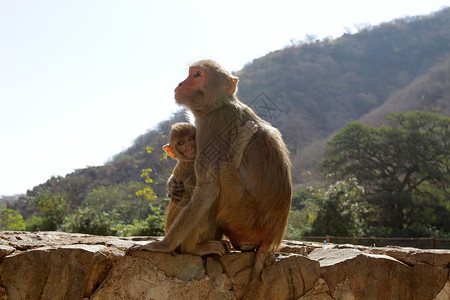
[163,144,176,159]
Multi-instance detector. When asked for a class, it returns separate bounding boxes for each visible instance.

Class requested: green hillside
[4,7,449,237]
[236,8,450,148]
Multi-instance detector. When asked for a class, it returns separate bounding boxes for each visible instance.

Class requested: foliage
[21,142,169,236]
[60,148,167,236]
[63,177,166,236]
[63,207,119,236]
[11,9,450,241]
[136,147,158,203]
[321,111,450,236]
[0,206,26,231]
[25,9,450,213]
[114,205,165,237]
[139,204,166,236]
[132,146,167,236]
[30,191,69,231]
[308,177,367,236]
[285,209,310,240]
[24,215,45,232]
[63,199,165,237]
[84,181,150,224]
[287,177,367,239]
[237,8,450,148]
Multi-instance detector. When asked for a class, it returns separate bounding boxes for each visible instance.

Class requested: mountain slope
[291,54,450,185]
[22,7,450,207]
[236,7,450,150]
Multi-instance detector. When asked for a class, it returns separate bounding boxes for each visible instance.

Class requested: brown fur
[177,60,292,251]
[175,60,292,299]
[128,60,292,298]
[163,122,224,255]
[164,121,257,256]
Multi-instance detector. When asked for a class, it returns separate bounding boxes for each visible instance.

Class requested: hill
[292,53,450,185]
[9,7,450,214]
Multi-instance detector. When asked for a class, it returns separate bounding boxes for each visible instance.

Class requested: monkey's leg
[216,161,262,252]
[218,161,246,201]
[182,214,225,256]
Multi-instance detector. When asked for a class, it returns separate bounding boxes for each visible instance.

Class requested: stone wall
[0,231,449,300]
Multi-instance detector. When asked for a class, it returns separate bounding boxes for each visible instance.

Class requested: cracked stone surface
[0,231,449,300]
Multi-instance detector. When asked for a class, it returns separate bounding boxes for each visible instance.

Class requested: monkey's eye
[193,71,201,78]
[177,141,185,146]
[189,135,195,141]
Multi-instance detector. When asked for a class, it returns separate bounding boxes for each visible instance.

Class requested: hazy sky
[1,0,449,196]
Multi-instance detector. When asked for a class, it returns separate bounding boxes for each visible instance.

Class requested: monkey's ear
[225,77,238,95]
[163,144,176,159]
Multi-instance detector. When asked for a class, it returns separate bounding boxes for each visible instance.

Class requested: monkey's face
[175,133,196,160]
[174,66,208,107]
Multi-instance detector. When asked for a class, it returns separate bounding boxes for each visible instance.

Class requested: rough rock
[308,247,448,300]
[0,246,14,260]
[0,244,118,299]
[0,231,449,300]
[434,281,450,300]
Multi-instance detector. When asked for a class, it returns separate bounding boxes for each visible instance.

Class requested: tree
[63,207,119,236]
[62,146,167,237]
[308,177,367,236]
[83,181,149,224]
[286,177,367,239]
[133,146,167,236]
[69,179,165,236]
[0,205,26,231]
[321,111,450,236]
[31,191,69,231]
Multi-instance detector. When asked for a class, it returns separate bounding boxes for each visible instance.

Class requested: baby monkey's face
[176,133,196,160]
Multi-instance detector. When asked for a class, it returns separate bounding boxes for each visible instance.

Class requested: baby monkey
[163,120,258,255]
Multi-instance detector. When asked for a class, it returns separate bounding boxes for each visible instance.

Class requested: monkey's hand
[243,120,259,134]
[167,176,185,200]
[125,240,173,255]
[235,120,258,148]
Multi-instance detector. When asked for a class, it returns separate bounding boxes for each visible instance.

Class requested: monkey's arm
[228,121,258,169]
[126,174,220,253]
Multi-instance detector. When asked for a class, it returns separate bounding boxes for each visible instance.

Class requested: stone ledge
[0,231,449,300]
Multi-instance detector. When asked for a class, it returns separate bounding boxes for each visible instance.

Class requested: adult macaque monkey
[129,60,292,299]
[163,121,258,256]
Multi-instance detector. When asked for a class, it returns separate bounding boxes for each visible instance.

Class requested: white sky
[1,0,449,196]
